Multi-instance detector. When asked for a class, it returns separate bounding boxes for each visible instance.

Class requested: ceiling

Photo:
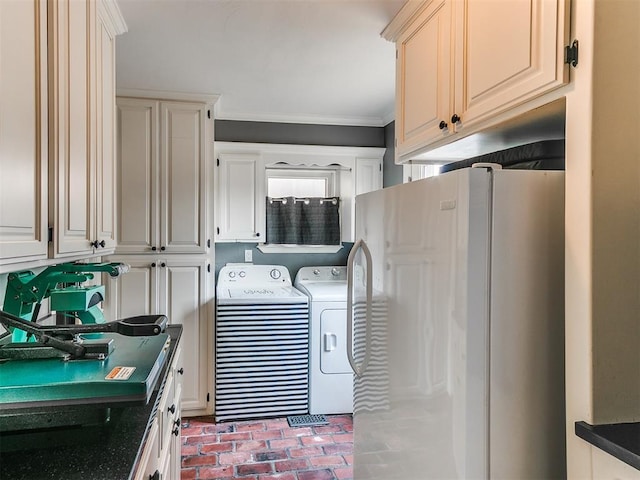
[115,0,406,127]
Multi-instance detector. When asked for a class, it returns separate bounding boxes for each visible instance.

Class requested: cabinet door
[216,153,264,241]
[453,0,569,130]
[49,0,95,256]
[94,3,118,252]
[395,0,452,157]
[160,102,208,254]
[158,258,210,413]
[0,0,48,264]
[103,256,159,321]
[116,98,159,254]
[355,158,382,195]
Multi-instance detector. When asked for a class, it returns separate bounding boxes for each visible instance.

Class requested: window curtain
[266,196,340,245]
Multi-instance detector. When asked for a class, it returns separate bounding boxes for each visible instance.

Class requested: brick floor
[181,415,353,480]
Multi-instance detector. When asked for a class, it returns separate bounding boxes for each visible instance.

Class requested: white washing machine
[294,266,352,414]
[216,264,309,421]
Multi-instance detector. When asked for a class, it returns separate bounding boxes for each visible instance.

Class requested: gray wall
[215,243,353,285]
[215,120,384,147]
[214,119,401,278]
[383,121,402,187]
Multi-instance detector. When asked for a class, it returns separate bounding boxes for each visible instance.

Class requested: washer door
[320,308,351,374]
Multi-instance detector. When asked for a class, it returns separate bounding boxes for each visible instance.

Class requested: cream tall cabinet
[387,0,570,162]
[49,0,122,257]
[0,0,48,264]
[116,97,210,254]
[109,93,217,416]
[104,255,210,413]
[0,0,125,270]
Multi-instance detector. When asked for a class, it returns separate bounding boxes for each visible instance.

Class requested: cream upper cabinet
[395,0,453,158]
[452,0,570,132]
[386,0,570,162]
[0,0,48,265]
[116,97,213,254]
[215,153,265,242]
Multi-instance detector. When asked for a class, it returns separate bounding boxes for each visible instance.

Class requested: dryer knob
[331,268,340,277]
[313,269,320,276]
[228,271,236,278]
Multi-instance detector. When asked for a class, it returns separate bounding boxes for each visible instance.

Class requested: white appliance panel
[351,167,565,480]
[319,308,350,374]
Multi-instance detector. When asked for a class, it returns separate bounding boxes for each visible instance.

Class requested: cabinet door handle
[174,418,181,427]
[151,263,156,268]
[255,232,260,237]
[160,246,166,251]
[177,368,184,375]
[149,471,160,480]
[172,427,180,436]
[451,113,461,124]
[438,120,448,130]
[168,404,176,414]
[160,262,166,268]
[90,240,99,248]
[151,246,157,251]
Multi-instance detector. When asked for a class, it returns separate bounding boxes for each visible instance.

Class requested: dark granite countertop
[0,325,183,480]
[575,420,640,471]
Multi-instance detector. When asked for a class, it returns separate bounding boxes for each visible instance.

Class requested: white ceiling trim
[214,105,389,128]
[117,88,220,106]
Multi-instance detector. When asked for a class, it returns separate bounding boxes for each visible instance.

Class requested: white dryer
[294,266,352,414]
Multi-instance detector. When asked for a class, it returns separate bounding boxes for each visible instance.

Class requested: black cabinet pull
[99,240,106,248]
[90,240,99,248]
[172,427,180,436]
[438,120,448,130]
[160,246,166,251]
[255,232,260,237]
[151,263,156,268]
[451,113,461,124]
[174,418,181,427]
[149,471,160,480]
[177,368,184,375]
[151,246,157,251]
[168,404,176,414]
[160,262,166,268]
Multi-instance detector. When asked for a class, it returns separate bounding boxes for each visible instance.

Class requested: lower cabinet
[105,255,212,415]
[133,340,184,480]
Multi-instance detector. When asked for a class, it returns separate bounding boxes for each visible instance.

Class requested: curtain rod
[268,197,339,205]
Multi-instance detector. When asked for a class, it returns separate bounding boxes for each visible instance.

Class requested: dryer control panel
[295,266,347,283]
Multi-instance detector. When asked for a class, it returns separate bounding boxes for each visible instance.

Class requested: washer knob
[270,268,282,280]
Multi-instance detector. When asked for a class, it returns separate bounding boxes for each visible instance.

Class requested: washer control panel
[219,265,291,286]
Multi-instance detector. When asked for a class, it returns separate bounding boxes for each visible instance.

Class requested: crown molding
[381,0,431,41]
[100,0,128,36]
[214,108,388,128]
[116,88,220,105]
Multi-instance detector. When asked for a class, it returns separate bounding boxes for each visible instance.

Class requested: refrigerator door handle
[346,238,373,378]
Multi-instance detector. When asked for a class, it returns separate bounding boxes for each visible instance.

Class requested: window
[265,168,341,246]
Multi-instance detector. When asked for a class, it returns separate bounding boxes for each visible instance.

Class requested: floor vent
[287,414,329,428]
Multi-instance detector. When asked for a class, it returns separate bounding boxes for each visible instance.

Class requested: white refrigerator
[347,165,566,479]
